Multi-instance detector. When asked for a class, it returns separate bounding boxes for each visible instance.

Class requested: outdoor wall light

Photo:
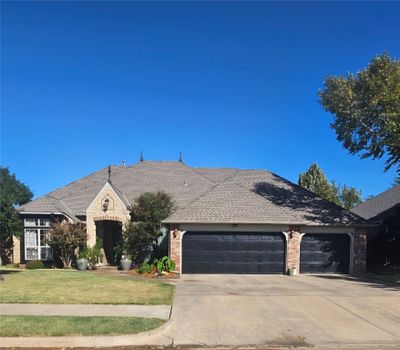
[103,198,110,212]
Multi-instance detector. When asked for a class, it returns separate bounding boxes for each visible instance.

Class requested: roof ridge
[45,165,113,200]
[357,184,399,206]
[230,177,306,223]
[190,166,241,184]
[167,171,242,212]
[262,170,365,222]
[108,181,131,207]
[44,194,80,222]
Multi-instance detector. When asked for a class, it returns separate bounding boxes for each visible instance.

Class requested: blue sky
[1,1,399,199]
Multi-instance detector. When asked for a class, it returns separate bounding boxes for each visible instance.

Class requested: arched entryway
[94,218,123,265]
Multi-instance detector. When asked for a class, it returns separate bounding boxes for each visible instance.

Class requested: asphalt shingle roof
[351,185,400,221]
[19,161,364,225]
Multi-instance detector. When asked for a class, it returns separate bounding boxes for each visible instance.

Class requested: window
[24,218,51,227]
[24,229,53,261]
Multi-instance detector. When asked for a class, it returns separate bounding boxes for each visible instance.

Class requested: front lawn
[0,315,164,336]
[0,270,174,304]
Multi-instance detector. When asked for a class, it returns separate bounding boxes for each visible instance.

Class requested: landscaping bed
[0,269,174,304]
[0,315,164,336]
[129,269,179,279]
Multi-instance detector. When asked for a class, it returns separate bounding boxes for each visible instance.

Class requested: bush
[124,191,175,263]
[137,257,176,275]
[26,260,44,270]
[137,262,155,274]
[86,244,104,269]
[46,221,86,268]
[155,256,176,274]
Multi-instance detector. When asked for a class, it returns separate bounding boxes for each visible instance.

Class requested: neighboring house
[352,185,400,268]
[352,185,400,224]
[16,160,368,275]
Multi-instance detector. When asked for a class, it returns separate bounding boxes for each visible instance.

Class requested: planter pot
[120,259,132,271]
[76,258,88,271]
[288,267,297,276]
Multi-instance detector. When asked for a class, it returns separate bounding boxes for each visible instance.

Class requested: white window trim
[24,218,51,227]
[24,228,53,261]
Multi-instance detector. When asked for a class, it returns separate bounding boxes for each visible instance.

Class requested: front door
[95,221,122,265]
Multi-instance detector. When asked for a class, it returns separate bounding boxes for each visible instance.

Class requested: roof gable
[352,185,400,221]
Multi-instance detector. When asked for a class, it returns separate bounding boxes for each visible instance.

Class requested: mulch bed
[128,270,180,279]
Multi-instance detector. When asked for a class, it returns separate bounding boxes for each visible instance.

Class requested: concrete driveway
[164,274,400,348]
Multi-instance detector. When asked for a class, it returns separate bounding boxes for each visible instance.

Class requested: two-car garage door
[182,231,351,274]
[182,232,285,274]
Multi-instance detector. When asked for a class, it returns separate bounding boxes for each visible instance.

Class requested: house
[352,184,400,268]
[16,160,368,275]
[352,184,400,224]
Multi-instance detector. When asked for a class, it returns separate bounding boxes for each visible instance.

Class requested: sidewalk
[0,303,171,320]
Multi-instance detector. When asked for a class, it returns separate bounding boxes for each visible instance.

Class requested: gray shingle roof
[351,185,400,222]
[19,161,364,225]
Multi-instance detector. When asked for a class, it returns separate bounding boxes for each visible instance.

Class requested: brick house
[352,184,400,268]
[16,160,368,274]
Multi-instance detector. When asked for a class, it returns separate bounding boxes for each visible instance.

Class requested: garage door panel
[300,234,350,274]
[182,232,285,274]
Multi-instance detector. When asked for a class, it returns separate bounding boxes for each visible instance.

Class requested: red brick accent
[168,228,182,274]
[93,215,122,222]
[353,229,367,275]
[286,226,301,273]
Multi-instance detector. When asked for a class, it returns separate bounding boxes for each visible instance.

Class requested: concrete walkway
[1,275,400,349]
[0,303,171,320]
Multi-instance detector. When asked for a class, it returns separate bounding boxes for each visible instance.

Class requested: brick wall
[286,225,301,273]
[168,227,182,273]
[353,229,367,275]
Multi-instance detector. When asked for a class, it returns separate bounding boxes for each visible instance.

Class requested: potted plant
[120,254,132,271]
[87,243,104,270]
[76,248,88,271]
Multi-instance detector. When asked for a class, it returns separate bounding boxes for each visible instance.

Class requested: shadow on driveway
[311,274,400,291]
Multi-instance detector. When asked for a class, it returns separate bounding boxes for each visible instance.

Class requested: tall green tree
[124,191,175,263]
[0,167,33,264]
[332,183,363,210]
[299,163,362,209]
[319,53,400,177]
[298,163,338,204]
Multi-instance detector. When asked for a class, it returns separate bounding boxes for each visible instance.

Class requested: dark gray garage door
[300,234,350,273]
[182,232,285,274]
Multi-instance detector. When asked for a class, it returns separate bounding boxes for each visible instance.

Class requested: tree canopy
[319,53,400,178]
[299,163,362,210]
[0,167,33,264]
[124,191,175,263]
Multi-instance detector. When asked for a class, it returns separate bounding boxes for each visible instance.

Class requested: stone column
[353,229,367,275]
[286,225,302,274]
[12,236,21,264]
[168,226,182,274]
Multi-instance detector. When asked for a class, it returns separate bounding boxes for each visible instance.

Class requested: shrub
[26,260,44,270]
[77,248,89,259]
[86,244,104,269]
[155,256,176,274]
[124,191,175,263]
[137,261,154,274]
[45,221,86,268]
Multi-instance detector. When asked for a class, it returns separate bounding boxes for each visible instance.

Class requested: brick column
[168,226,182,274]
[353,229,367,275]
[286,225,302,274]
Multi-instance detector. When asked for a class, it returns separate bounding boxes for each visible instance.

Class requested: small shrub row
[25,260,44,270]
[137,256,176,275]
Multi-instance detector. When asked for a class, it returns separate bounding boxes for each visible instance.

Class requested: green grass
[0,270,174,304]
[0,315,165,336]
